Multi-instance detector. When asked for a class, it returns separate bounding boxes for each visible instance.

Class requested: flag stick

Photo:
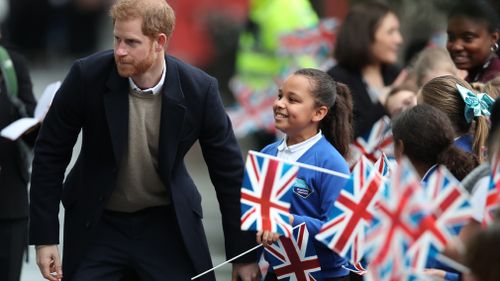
[435,253,470,274]
[190,244,263,280]
[191,224,304,280]
[250,150,350,179]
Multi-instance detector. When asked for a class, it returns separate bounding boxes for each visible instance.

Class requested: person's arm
[29,61,85,279]
[198,77,260,280]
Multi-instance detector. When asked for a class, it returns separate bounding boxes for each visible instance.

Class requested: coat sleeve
[198,78,259,263]
[29,61,85,245]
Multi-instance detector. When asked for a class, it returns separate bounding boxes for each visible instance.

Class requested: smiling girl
[257,68,353,281]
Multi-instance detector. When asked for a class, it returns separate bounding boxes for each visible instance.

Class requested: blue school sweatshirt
[261,136,351,279]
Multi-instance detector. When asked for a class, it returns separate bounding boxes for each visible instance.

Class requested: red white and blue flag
[349,117,394,169]
[483,152,500,226]
[373,153,391,177]
[226,78,277,138]
[316,157,383,274]
[264,223,322,281]
[364,158,426,281]
[406,165,472,270]
[240,151,298,237]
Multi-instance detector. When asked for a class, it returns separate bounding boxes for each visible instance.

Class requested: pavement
[21,53,258,281]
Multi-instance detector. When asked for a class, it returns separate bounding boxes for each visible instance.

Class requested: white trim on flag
[250,150,350,179]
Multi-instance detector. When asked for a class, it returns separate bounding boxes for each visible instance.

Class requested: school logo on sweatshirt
[293,178,314,199]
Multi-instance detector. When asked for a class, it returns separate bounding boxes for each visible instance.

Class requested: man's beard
[115,49,156,78]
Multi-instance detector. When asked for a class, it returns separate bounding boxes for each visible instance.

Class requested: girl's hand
[256,230,280,246]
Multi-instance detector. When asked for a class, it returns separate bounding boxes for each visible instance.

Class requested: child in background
[410,47,465,88]
[384,84,418,117]
[257,68,353,281]
[419,75,492,162]
[392,104,478,182]
[392,104,478,281]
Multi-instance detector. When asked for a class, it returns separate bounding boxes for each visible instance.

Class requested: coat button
[85,221,92,229]
[99,196,104,201]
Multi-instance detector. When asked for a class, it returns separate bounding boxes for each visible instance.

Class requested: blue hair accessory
[456,83,494,123]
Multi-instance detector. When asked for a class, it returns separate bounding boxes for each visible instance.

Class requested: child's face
[273,75,325,141]
[447,16,499,71]
[386,90,417,117]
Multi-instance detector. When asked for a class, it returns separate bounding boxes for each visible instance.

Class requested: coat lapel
[158,56,186,181]
[104,66,129,166]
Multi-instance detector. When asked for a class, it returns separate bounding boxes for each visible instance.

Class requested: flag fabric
[316,157,383,273]
[264,223,322,281]
[406,165,473,270]
[373,153,391,177]
[226,78,277,138]
[483,152,500,226]
[349,117,394,169]
[278,18,338,60]
[364,158,427,281]
[240,151,298,237]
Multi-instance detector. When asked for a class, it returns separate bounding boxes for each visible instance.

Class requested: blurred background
[0,0,499,280]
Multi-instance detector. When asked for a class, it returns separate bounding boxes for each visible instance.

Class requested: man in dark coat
[29,0,260,280]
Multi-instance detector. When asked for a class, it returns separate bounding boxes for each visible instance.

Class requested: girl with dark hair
[447,0,500,83]
[257,68,353,281]
[328,1,405,138]
[392,104,478,181]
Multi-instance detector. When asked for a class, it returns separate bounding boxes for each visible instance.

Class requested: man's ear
[156,33,169,51]
[312,106,328,122]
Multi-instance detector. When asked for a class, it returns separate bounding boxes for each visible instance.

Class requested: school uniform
[261,133,351,280]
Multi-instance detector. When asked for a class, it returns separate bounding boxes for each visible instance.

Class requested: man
[30,0,260,280]
[0,35,37,281]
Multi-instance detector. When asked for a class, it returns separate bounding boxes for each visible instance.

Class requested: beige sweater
[106,89,170,212]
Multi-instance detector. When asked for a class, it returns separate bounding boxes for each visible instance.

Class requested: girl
[447,0,500,83]
[392,104,478,182]
[419,75,491,162]
[257,68,353,281]
[328,1,405,138]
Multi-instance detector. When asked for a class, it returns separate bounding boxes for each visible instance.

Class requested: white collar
[277,131,323,153]
[128,59,166,95]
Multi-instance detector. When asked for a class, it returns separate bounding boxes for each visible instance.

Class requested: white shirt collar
[277,131,323,162]
[128,59,166,95]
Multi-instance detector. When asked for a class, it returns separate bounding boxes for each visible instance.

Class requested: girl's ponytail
[321,82,353,158]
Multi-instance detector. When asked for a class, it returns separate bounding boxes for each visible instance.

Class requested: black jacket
[0,46,36,219]
[328,64,400,138]
[29,50,257,280]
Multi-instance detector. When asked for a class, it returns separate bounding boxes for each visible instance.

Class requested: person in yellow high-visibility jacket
[235,0,319,147]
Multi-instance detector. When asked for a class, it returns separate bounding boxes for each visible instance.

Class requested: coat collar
[103,55,186,178]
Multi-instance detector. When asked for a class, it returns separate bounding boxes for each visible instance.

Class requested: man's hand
[231,262,261,281]
[36,245,63,281]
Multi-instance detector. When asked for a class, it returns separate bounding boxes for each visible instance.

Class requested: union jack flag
[316,157,383,274]
[406,165,473,270]
[373,153,391,177]
[364,158,426,281]
[483,152,500,226]
[226,78,277,138]
[241,151,298,237]
[349,117,394,169]
[264,223,321,281]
